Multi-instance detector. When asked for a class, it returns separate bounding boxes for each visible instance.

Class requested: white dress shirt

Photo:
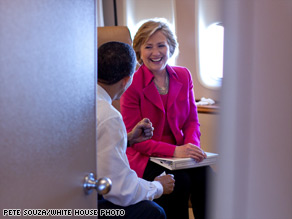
[96,85,163,206]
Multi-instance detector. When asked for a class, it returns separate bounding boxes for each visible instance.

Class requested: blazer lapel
[141,65,165,113]
[167,66,182,109]
[143,83,165,113]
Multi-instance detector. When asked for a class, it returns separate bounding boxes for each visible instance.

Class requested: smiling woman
[135,22,173,94]
[120,19,215,219]
[134,21,176,73]
[110,0,177,65]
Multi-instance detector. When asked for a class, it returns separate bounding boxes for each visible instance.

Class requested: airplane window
[198,22,224,88]
[196,0,224,89]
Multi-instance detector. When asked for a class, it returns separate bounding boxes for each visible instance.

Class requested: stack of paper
[150,152,218,170]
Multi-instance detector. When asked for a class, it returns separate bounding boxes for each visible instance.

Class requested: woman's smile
[150,57,163,62]
[140,30,170,75]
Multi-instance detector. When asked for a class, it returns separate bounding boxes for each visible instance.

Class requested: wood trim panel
[197,104,220,114]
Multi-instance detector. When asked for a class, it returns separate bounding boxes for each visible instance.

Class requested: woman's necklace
[154,73,169,95]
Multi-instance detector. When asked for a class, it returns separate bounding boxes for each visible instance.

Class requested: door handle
[83,173,112,195]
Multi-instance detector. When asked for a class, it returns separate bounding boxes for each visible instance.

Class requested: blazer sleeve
[120,81,176,157]
[181,69,201,146]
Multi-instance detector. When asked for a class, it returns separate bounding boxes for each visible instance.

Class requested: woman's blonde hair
[133,19,178,65]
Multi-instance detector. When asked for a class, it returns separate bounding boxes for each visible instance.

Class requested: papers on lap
[150,152,218,170]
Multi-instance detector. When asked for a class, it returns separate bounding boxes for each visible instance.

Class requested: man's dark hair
[98,41,136,85]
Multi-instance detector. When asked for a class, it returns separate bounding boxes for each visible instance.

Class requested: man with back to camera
[97,41,175,219]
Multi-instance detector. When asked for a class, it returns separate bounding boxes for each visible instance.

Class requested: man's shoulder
[97,100,121,123]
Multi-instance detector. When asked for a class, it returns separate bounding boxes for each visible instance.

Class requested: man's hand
[154,174,175,195]
[127,118,154,146]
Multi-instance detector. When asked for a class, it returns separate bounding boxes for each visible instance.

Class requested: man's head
[98,41,136,85]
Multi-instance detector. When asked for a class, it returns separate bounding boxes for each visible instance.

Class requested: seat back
[97,26,133,112]
[98,26,132,47]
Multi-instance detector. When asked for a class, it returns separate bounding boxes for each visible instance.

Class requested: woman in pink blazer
[120,19,212,219]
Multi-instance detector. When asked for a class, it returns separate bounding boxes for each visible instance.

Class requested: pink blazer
[120,64,201,177]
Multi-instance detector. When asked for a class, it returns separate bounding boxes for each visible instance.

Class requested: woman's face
[140,30,170,75]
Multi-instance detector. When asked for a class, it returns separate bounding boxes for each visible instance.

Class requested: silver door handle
[83,173,112,195]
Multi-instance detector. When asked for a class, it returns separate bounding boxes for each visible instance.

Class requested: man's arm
[97,115,164,206]
[127,118,154,146]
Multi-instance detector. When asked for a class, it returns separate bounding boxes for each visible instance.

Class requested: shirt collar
[97,84,112,104]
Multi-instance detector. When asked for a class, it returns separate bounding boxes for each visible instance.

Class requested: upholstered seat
[98,26,132,47]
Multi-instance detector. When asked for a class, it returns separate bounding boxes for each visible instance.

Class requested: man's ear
[121,76,131,87]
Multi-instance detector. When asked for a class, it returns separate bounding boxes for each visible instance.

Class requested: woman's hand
[173,143,207,162]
